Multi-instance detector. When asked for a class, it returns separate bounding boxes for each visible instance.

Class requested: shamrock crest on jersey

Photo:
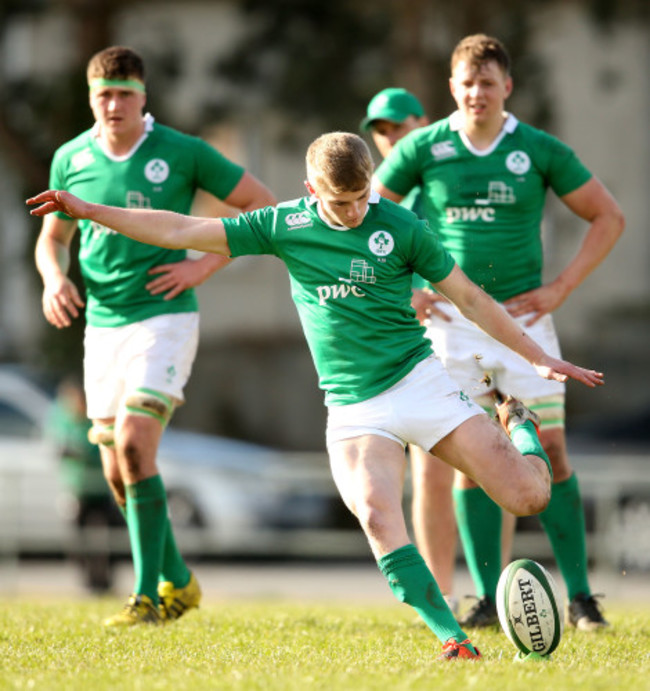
[369,230,395,257]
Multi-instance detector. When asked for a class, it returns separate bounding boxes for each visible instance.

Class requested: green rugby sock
[378,544,473,649]
[511,420,553,480]
[453,486,501,600]
[159,518,191,587]
[125,475,168,603]
[118,487,188,587]
[539,473,590,599]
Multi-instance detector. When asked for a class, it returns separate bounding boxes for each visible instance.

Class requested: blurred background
[0,0,649,591]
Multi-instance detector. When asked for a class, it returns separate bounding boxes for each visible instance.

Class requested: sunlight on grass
[0,599,648,690]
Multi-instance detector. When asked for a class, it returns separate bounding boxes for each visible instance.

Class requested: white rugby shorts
[425,301,564,401]
[326,355,484,451]
[84,312,199,419]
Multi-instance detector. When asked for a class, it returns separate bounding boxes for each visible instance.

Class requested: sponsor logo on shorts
[285,212,312,229]
[144,158,170,184]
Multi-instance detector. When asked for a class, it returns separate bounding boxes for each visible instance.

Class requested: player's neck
[98,121,146,157]
[463,113,507,151]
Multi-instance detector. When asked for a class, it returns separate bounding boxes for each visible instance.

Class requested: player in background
[34,45,276,627]
[373,34,624,631]
[361,88,461,612]
[29,131,605,659]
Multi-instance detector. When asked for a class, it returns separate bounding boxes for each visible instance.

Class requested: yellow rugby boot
[103,594,164,627]
[158,571,202,622]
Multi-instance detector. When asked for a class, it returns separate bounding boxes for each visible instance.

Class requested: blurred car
[0,366,360,562]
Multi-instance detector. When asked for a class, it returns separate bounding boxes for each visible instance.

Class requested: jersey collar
[449,110,519,156]
[92,113,155,161]
[308,189,380,231]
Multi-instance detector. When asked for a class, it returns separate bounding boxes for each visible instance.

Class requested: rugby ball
[496,559,563,657]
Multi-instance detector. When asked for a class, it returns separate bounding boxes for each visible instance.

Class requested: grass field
[1,598,649,690]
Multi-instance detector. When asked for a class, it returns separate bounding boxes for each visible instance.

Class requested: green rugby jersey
[50,116,245,326]
[223,192,455,405]
[375,113,592,302]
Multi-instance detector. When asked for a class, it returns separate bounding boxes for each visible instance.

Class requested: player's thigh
[409,444,454,494]
[432,414,522,490]
[328,434,406,518]
[123,313,199,404]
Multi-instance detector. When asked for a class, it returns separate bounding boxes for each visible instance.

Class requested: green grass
[0,599,649,690]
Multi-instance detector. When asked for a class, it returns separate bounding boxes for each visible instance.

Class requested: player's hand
[504,283,567,326]
[412,289,451,324]
[147,258,214,300]
[534,355,604,388]
[41,275,85,328]
[26,190,89,219]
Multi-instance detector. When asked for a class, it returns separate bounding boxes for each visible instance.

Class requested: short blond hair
[450,34,511,76]
[87,45,145,83]
[306,132,373,194]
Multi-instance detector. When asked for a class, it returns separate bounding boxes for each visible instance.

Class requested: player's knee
[123,388,175,427]
[512,482,550,516]
[88,422,115,447]
[356,501,390,542]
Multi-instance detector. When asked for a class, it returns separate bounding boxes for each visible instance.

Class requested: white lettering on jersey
[144,158,170,184]
[285,212,312,229]
[446,207,496,223]
[317,283,367,306]
[431,140,457,160]
[506,151,531,175]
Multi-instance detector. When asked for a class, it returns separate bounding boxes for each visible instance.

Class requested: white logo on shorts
[368,230,394,257]
[144,158,170,184]
[506,151,531,175]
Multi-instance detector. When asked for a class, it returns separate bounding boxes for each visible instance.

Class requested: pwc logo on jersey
[285,212,312,230]
[144,158,170,184]
[316,259,376,306]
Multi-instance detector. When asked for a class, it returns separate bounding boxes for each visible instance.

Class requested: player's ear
[504,76,513,100]
[304,180,316,196]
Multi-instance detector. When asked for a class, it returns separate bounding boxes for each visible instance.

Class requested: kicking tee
[223,192,455,405]
[375,113,592,302]
[50,116,245,327]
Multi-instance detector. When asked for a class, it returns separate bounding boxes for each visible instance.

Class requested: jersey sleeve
[222,206,277,258]
[538,131,592,197]
[408,219,456,284]
[192,137,246,200]
[49,148,74,220]
[375,131,423,197]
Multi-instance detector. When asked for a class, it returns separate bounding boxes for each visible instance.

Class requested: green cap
[360,88,424,131]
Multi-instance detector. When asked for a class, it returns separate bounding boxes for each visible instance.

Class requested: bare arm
[372,177,405,204]
[223,170,277,211]
[146,171,276,299]
[34,214,85,328]
[434,265,604,387]
[28,190,232,256]
[505,177,625,324]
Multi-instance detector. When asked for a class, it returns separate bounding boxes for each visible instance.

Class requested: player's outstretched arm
[27,190,231,256]
[435,265,604,388]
